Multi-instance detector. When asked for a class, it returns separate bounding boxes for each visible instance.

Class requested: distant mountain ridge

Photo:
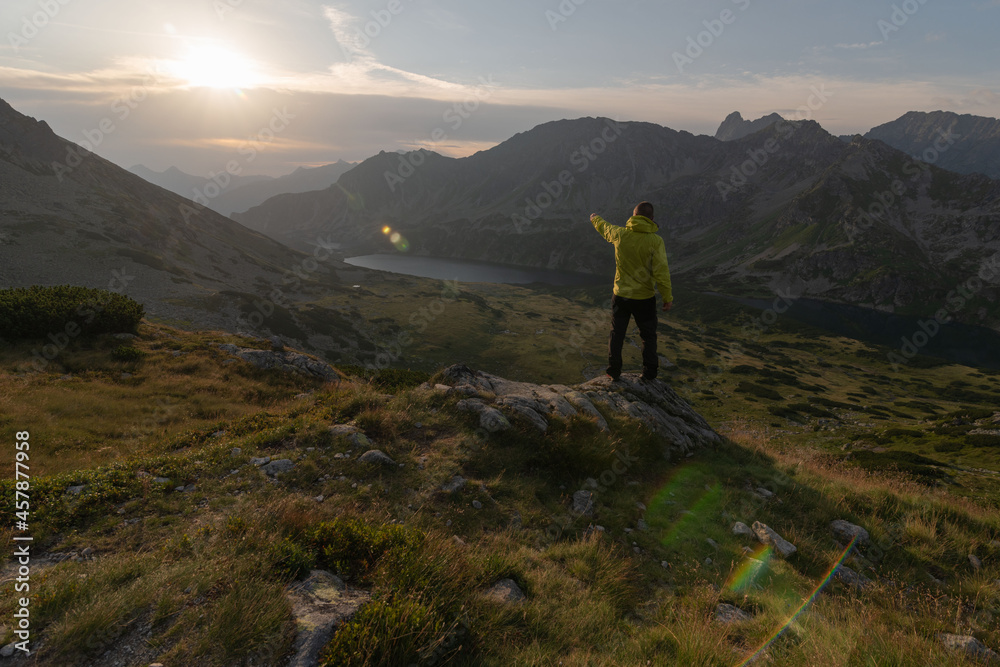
[863,110,1000,179]
[128,161,356,216]
[715,111,785,141]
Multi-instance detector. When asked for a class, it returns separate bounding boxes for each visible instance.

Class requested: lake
[344,254,605,286]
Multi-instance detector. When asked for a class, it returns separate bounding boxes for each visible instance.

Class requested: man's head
[634,201,654,220]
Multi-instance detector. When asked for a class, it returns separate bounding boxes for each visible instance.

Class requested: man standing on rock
[590,202,673,381]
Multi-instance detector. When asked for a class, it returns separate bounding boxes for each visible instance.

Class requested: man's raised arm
[590,213,617,243]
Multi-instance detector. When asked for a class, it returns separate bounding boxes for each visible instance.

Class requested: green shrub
[268,538,315,580]
[735,382,782,401]
[882,427,925,440]
[319,598,450,667]
[0,285,144,341]
[309,518,420,582]
[965,433,1000,448]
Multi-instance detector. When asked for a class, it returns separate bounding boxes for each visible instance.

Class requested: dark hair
[634,201,654,219]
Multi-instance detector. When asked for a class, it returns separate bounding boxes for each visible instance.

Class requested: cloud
[924,32,946,43]
[835,41,884,50]
[317,4,474,99]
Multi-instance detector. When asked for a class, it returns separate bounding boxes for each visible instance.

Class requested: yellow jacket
[591,214,673,302]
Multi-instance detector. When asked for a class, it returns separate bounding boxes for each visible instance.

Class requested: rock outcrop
[436,365,722,457]
[218,343,338,382]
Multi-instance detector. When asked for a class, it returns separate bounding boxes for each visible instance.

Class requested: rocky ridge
[436,364,722,457]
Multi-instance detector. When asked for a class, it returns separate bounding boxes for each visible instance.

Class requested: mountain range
[235,113,1000,328]
[128,161,356,216]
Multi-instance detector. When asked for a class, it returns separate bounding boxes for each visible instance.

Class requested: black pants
[607,294,658,380]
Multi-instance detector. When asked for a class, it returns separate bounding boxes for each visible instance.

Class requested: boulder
[732,521,754,537]
[439,365,720,455]
[752,521,797,557]
[485,578,526,604]
[441,475,467,493]
[357,450,397,467]
[286,571,370,667]
[715,603,752,624]
[938,634,999,663]
[834,565,871,589]
[262,459,295,476]
[830,519,870,547]
[572,490,595,517]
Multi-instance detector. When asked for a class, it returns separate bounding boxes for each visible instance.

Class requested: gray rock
[153,477,171,485]
[348,432,372,449]
[479,406,512,432]
[755,487,775,499]
[485,578,526,604]
[231,447,242,456]
[752,521,797,557]
[269,336,285,351]
[219,344,338,382]
[834,565,871,589]
[357,450,397,467]
[572,490,595,517]
[441,475,467,493]
[715,603,752,624]
[286,571,369,667]
[439,364,721,456]
[472,500,483,510]
[1,643,16,658]
[938,634,1000,663]
[251,457,271,466]
[66,484,86,496]
[732,521,754,537]
[970,554,983,571]
[830,519,871,547]
[262,459,295,476]
[706,538,719,549]
[329,424,359,437]
[637,519,649,532]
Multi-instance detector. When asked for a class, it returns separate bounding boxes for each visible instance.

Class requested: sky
[1,0,998,177]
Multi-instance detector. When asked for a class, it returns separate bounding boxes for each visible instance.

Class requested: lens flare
[382,226,392,235]
[735,536,859,666]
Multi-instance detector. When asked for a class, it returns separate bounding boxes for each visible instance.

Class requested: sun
[169,44,261,89]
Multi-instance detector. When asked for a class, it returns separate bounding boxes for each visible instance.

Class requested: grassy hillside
[3,284,1000,665]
